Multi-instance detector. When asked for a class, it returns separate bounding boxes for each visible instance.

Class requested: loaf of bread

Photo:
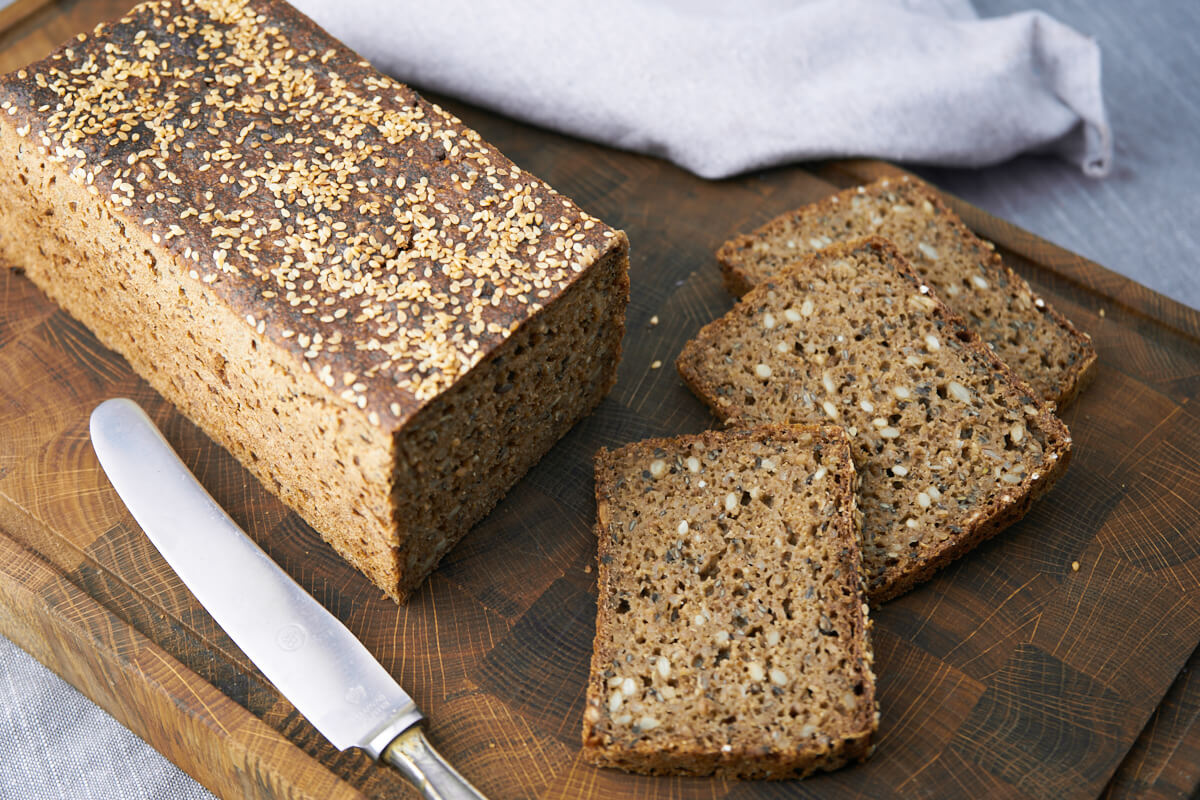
[717,176,1095,408]
[584,426,877,779]
[0,0,629,601]
[678,237,1072,602]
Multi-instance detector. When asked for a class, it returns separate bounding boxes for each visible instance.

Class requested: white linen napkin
[291,0,1111,179]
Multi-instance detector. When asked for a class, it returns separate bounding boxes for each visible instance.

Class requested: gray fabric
[913,0,1200,311]
[1,1,1197,799]
[292,0,1111,179]
[0,635,214,799]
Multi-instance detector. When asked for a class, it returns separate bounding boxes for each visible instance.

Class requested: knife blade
[89,398,487,800]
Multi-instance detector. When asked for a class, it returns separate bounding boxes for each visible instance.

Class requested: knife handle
[382,726,489,800]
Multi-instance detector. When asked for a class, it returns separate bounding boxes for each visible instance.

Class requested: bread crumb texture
[679,237,1072,602]
[717,176,1096,408]
[0,0,629,601]
[585,426,877,779]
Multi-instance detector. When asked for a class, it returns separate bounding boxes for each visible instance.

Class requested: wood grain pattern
[0,0,54,36]
[2,3,1200,799]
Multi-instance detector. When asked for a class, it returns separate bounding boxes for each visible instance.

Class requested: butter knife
[89,398,487,800]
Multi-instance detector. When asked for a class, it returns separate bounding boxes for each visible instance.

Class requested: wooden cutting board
[2,5,1200,800]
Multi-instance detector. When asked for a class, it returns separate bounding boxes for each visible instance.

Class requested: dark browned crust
[715,176,1097,410]
[0,0,619,428]
[0,0,628,602]
[584,425,877,779]
[678,237,1073,603]
[719,248,759,297]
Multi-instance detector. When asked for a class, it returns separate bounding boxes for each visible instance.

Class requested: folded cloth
[291,0,1111,179]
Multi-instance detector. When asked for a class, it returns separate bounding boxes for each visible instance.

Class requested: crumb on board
[650,360,662,369]
[1071,560,1080,572]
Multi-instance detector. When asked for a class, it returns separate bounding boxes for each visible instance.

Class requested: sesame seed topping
[5,0,616,424]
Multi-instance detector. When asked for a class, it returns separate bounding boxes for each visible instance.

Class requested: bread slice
[717,175,1095,408]
[678,237,1072,602]
[584,426,878,779]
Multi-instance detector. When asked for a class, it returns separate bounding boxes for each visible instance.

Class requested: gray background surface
[915,0,1200,311]
[1,0,1197,798]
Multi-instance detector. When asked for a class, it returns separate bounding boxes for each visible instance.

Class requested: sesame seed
[7,0,617,419]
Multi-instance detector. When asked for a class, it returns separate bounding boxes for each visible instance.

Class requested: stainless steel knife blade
[89,398,486,800]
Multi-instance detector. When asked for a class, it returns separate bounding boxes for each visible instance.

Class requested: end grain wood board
[2,7,1200,799]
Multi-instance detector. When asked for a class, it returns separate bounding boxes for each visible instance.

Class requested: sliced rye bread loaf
[584,426,877,779]
[678,237,1073,602]
[0,0,630,602]
[716,175,1096,409]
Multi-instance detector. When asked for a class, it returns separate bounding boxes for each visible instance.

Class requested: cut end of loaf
[584,426,877,779]
[715,175,1096,408]
[0,0,630,603]
[680,236,1073,602]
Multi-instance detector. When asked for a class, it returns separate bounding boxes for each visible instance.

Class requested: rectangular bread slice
[0,0,629,601]
[584,426,878,779]
[678,237,1072,602]
[717,175,1096,408]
